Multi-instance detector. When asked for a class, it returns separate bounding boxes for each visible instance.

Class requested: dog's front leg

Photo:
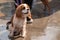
[22,19,27,38]
[22,24,26,38]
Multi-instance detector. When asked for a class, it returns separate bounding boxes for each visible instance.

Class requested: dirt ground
[0,0,60,40]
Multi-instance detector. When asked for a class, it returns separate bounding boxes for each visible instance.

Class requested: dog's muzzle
[22,9,30,14]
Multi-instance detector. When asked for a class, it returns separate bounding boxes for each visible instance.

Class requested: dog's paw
[21,35,25,38]
[21,31,26,38]
[8,35,14,39]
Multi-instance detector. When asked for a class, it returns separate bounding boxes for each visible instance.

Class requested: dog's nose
[27,9,29,11]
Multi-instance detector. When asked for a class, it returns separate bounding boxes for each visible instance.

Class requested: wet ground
[0,0,60,40]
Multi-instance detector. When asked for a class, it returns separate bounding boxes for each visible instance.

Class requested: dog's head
[15,4,30,18]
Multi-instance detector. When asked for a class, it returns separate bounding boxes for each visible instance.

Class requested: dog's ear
[15,4,26,18]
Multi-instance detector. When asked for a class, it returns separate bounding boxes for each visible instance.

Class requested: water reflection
[0,24,10,40]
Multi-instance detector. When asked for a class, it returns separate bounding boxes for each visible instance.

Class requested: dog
[7,3,33,38]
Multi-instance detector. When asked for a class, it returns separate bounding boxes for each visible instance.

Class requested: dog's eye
[23,7,25,9]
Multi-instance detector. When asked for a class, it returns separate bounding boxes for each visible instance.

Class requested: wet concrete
[0,0,60,40]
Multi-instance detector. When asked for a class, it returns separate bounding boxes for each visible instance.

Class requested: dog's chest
[13,15,26,27]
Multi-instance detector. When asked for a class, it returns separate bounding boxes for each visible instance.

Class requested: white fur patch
[23,4,27,8]
[22,9,27,13]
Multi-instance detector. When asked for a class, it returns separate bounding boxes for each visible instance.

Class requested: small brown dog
[7,4,33,38]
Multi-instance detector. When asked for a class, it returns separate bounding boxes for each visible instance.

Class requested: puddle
[0,24,10,40]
